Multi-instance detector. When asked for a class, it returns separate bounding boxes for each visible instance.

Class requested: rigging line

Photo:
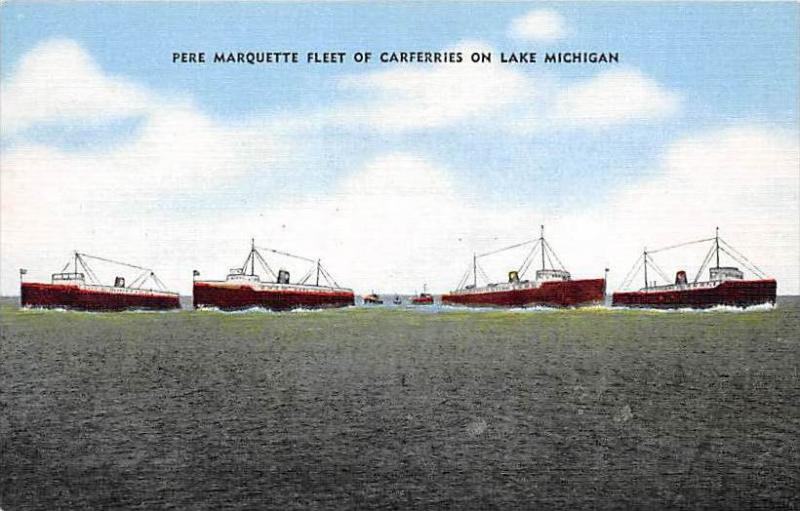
[83,262,101,286]
[128,270,149,289]
[693,243,717,284]
[150,274,164,291]
[718,245,764,278]
[645,254,671,284]
[473,260,485,284]
[476,261,491,285]
[544,245,556,271]
[620,258,643,290]
[646,254,671,284]
[648,237,716,254]
[461,265,472,287]
[621,257,644,290]
[313,262,335,287]
[457,265,472,290]
[319,264,340,288]
[78,253,152,272]
[719,239,767,277]
[517,240,542,276]
[477,238,537,258]
[516,249,535,275]
[543,239,567,271]
[60,260,72,273]
[622,255,643,288]
[462,259,477,288]
[519,255,535,279]
[716,240,757,276]
[82,265,99,285]
[295,259,317,285]
[134,269,153,288]
[76,254,101,285]
[297,266,315,285]
[455,266,468,290]
[324,264,341,288]
[462,263,473,284]
[619,256,639,290]
[477,268,491,286]
[317,269,333,288]
[149,274,162,291]
[519,242,543,278]
[717,244,749,272]
[128,273,147,287]
[255,246,317,264]
[240,251,253,274]
[75,255,91,282]
[253,251,278,280]
[620,253,644,290]
[151,273,168,291]
[314,262,331,286]
[134,272,156,290]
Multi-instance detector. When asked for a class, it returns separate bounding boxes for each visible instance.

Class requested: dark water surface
[2,298,799,509]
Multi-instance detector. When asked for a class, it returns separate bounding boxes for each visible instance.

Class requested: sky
[1,2,798,295]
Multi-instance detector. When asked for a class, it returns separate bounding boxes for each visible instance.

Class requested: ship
[193,240,355,311]
[612,228,776,309]
[20,252,180,311]
[441,226,606,308]
[392,295,403,306]
[410,284,434,305]
[363,293,383,305]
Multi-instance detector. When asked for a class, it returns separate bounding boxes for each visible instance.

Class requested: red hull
[193,282,355,311]
[612,279,776,309]
[411,296,434,305]
[21,283,180,311]
[441,278,605,308]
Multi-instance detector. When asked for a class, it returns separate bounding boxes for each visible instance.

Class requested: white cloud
[3,126,798,296]
[336,41,533,132]
[551,68,680,128]
[0,40,294,294]
[1,40,795,298]
[0,39,153,134]
[563,125,799,293]
[243,126,798,295]
[331,41,677,133]
[508,9,567,42]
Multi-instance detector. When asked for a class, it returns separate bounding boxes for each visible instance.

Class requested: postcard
[1,2,798,509]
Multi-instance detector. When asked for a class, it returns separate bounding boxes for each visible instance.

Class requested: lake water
[1,298,798,509]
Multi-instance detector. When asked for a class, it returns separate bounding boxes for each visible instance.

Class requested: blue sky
[3,2,797,204]
[1,2,798,294]
[4,2,797,120]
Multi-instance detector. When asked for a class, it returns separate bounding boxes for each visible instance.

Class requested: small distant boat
[411,284,434,305]
[441,226,606,308]
[363,293,383,305]
[20,251,180,311]
[392,295,403,305]
[612,228,776,309]
[193,240,354,311]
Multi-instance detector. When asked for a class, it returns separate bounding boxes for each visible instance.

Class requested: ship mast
[316,259,321,286]
[643,247,648,290]
[250,238,256,276]
[540,225,545,270]
[715,226,720,269]
[473,252,477,288]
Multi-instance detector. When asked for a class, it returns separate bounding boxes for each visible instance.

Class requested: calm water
[1,298,799,509]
